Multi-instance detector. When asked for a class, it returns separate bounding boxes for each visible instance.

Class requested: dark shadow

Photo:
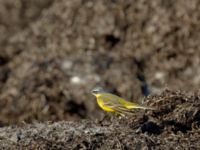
[141,121,162,134]
[162,120,191,133]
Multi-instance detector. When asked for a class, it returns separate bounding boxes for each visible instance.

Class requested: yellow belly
[97,99,115,112]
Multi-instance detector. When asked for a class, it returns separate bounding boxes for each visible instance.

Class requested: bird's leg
[106,113,113,121]
[110,113,117,122]
[111,112,123,123]
[100,113,124,124]
[99,113,112,124]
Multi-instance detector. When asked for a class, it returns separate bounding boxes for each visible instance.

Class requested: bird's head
[91,87,106,96]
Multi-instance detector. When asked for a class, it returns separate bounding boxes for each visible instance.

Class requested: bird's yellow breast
[96,98,115,112]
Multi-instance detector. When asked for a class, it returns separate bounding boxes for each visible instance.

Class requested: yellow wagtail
[91,87,154,116]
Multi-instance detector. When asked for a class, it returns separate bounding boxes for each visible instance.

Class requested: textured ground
[0,0,200,149]
[0,91,199,149]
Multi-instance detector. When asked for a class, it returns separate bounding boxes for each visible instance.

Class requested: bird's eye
[92,90,97,93]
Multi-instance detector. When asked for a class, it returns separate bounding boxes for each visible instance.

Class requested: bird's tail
[126,103,155,110]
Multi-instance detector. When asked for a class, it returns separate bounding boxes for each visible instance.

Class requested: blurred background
[0,0,199,125]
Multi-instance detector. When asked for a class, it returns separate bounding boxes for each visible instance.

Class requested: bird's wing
[103,101,135,115]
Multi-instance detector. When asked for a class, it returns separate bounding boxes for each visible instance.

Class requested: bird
[91,87,154,116]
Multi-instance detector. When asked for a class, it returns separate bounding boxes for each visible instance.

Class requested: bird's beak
[91,93,97,97]
[91,91,96,96]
